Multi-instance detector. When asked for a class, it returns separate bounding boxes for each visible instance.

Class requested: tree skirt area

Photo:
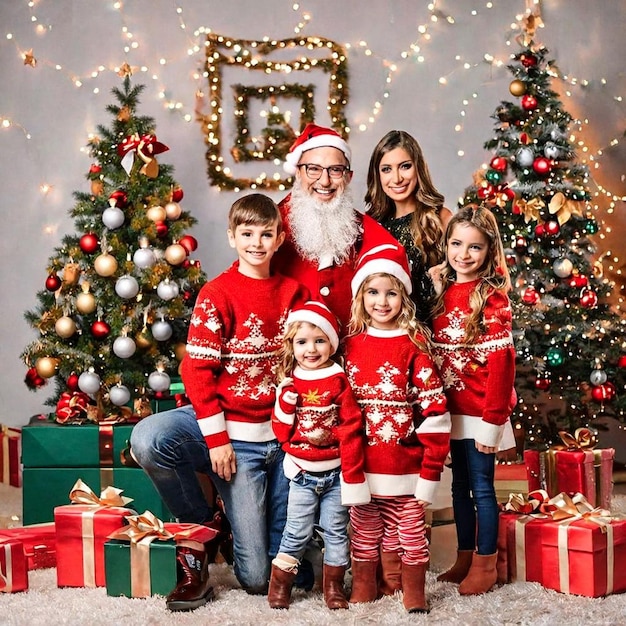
[2,484,626,626]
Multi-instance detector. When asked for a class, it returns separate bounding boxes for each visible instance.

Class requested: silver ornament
[516,147,535,167]
[590,369,608,386]
[102,206,125,230]
[113,336,137,359]
[544,143,560,160]
[133,247,156,269]
[109,384,131,406]
[552,258,574,278]
[148,370,171,392]
[157,280,180,301]
[115,275,140,299]
[78,370,101,395]
[151,320,173,341]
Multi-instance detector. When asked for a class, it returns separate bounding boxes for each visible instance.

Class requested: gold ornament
[164,201,182,220]
[35,356,59,378]
[117,62,134,78]
[94,253,118,277]
[135,328,153,349]
[76,283,97,314]
[509,79,526,97]
[23,48,37,67]
[164,244,188,266]
[91,179,104,196]
[55,316,77,338]
[146,205,167,222]
[117,105,131,122]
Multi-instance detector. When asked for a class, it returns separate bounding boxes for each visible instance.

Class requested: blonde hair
[275,321,334,381]
[348,272,431,352]
[365,130,446,268]
[431,204,511,343]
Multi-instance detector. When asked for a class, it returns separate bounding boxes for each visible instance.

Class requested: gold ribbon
[548,192,585,226]
[516,197,544,223]
[108,510,175,543]
[547,492,612,528]
[69,478,133,508]
[504,489,554,515]
[130,535,157,597]
[556,427,597,451]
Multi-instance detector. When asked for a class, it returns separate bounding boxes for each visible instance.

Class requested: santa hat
[286,301,340,354]
[284,123,351,175]
[351,243,412,297]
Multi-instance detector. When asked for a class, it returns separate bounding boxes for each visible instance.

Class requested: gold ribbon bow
[556,427,597,450]
[548,492,612,529]
[516,197,544,223]
[108,510,175,543]
[504,489,555,515]
[548,192,585,226]
[69,478,133,508]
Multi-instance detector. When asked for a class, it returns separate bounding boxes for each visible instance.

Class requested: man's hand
[210,443,237,481]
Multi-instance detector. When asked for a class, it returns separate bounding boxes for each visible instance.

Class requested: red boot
[436,550,473,584]
[459,553,498,595]
[401,562,429,613]
[268,563,297,609]
[166,546,215,612]
[323,564,348,609]
[379,551,402,596]
[349,559,379,604]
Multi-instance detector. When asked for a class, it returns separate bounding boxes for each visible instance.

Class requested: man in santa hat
[273,123,403,335]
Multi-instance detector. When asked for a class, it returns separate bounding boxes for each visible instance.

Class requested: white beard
[288,180,361,264]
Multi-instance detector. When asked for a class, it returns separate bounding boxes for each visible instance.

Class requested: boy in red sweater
[130,193,309,609]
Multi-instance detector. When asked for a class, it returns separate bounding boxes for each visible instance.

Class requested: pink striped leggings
[350,495,429,565]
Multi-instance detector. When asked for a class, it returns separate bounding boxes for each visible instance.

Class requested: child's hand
[428,261,446,295]
[277,377,297,405]
[475,441,496,454]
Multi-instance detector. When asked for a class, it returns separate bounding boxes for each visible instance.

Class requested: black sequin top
[380,213,437,324]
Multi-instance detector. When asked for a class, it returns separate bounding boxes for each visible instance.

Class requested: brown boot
[349,559,379,604]
[323,564,348,609]
[268,563,297,609]
[166,546,215,611]
[459,552,498,595]
[379,551,402,596]
[436,550,474,584]
[401,562,429,613]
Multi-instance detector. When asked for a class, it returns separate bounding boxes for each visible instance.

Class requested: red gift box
[54,479,135,588]
[0,523,56,570]
[524,448,614,509]
[1,425,21,488]
[497,511,545,585]
[0,538,28,593]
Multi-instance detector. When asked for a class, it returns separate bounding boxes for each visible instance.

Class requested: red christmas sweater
[182,262,309,449]
[272,362,369,505]
[343,328,451,505]
[273,195,401,335]
[431,280,516,448]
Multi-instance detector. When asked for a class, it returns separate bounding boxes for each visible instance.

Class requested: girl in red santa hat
[430,204,516,595]
[343,243,451,613]
[268,301,369,611]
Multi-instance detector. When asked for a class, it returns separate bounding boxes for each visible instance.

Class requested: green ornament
[584,219,599,234]
[485,169,502,184]
[546,346,565,367]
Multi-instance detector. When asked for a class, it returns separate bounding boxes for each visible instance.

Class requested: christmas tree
[21,75,206,422]
[459,20,626,447]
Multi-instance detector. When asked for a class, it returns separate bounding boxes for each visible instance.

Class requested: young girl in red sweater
[268,301,369,611]
[343,243,451,613]
[430,204,516,595]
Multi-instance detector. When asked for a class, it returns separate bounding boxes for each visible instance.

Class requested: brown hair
[365,130,445,267]
[228,193,282,233]
[348,272,431,353]
[431,204,511,343]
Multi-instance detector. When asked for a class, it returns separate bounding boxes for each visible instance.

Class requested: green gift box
[22,422,134,468]
[22,467,174,525]
[104,538,177,598]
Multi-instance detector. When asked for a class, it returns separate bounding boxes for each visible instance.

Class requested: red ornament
[544,220,560,236]
[579,289,598,309]
[514,236,528,251]
[534,223,546,238]
[522,286,540,306]
[91,320,111,339]
[569,274,588,288]
[501,187,516,201]
[521,95,538,111]
[155,220,169,238]
[172,187,184,202]
[535,377,551,390]
[89,164,102,174]
[519,132,531,145]
[79,233,99,254]
[109,189,128,208]
[66,372,80,391]
[46,274,62,291]
[24,367,46,389]
[532,157,552,176]
[591,383,616,402]
[490,156,508,172]
[520,53,537,68]
[154,391,166,400]
[617,355,626,368]
[179,235,198,253]
[476,185,494,200]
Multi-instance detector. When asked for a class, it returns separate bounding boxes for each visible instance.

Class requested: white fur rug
[2,484,626,626]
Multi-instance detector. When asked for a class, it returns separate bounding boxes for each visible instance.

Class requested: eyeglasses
[297,163,350,180]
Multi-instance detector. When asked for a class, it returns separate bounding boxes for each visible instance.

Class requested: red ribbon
[117,133,168,157]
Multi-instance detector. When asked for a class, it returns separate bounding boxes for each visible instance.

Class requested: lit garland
[197,33,349,191]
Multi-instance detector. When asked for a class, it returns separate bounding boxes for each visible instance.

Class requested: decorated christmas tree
[459,20,626,447]
[21,75,206,422]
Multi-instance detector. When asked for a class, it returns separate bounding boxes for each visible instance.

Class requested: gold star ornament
[23,49,37,67]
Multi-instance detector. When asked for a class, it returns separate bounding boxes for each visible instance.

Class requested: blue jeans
[278,468,349,568]
[130,405,289,594]
[449,438,498,555]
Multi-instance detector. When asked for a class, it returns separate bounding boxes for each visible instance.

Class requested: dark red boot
[166,546,215,612]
